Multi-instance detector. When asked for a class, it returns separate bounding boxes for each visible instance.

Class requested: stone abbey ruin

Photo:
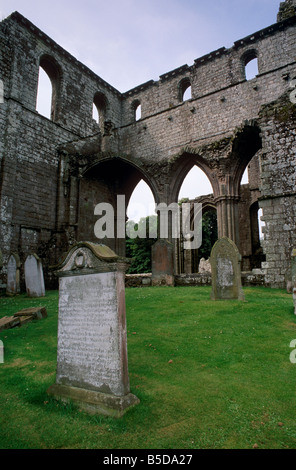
[0,0,296,290]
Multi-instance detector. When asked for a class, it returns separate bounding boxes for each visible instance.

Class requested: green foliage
[199,210,218,261]
[126,216,157,274]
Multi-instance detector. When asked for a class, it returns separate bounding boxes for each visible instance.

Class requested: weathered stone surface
[199,258,211,273]
[24,254,45,297]
[0,315,20,331]
[47,242,138,417]
[0,306,47,332]
[151,239,174,286]
[14,306,47,319]
[6,254,20,295]
[210,237,245,301]
[0,4,296,289]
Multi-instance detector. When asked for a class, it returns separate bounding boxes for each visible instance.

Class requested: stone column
[215,195,240,248]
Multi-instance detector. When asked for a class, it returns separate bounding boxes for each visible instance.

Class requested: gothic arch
[230,124,262,197]
[169,151,219,203]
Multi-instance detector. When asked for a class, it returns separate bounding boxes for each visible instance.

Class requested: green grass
[0,286,296,449]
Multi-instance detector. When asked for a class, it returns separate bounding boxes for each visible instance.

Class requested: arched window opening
[93,91,108,126]
[242,50,259,81]
[179,77,192,102]
[132,100,141,121]
[241,167,249,185]
[126,180,156,273]
[136,104,142,121]
[258,208,265,240]
[36,66,52,119]
[178,165,213,200]
[245,58,258,80]
[177,165,216,274]
[92,103,100,123]
[36,55,61,121]
[248,203,266,269]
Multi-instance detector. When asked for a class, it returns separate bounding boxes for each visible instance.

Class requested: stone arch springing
[170,153,219,204]
[36,54,62,121]
[78,156,158,258]
[231,124,262,196]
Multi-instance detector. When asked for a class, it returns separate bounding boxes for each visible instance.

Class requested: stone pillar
[47,242,139,417]
[216,196,240,248]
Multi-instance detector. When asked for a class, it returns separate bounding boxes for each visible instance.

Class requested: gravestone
[291,249,296,314]
[151,239,174,286]
[199,258,211,273]
[24,254,45,297]
[47,242,139,417]
[210,237,244,301]
[6,253,20,295]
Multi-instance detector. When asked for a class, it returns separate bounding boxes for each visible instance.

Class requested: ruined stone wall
[1,7,296,288]
[0,12,123,283]
[259,94,296,287]
[120,19,296,172]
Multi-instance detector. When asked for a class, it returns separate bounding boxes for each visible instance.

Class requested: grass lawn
[0,286,296,449]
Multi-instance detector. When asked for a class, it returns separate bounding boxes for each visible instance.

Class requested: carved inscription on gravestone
[47,242,139,417]
[57,271,126,395]
[24,254,45,297]
[6,253,20,295]
[210,237,244,301]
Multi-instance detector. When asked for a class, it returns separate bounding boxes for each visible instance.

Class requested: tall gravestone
[210,237,244,301]
[24,254,45,297]
[151,239,174,286]
[291,249,296,314]
[47,242,139,417]
[6,253,21,295]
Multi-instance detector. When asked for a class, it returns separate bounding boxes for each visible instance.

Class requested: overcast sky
[0,0,281,220]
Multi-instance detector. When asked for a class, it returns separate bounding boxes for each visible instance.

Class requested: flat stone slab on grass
[0,315,21,331]
[14,306,47,319]
[0,306,47,332]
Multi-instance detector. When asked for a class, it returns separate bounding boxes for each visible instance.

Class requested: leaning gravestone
[47,242,139,417]
[210,237,244,301]
[6,253,21,295]
[151,239,174,286]
[24,254,45,297]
